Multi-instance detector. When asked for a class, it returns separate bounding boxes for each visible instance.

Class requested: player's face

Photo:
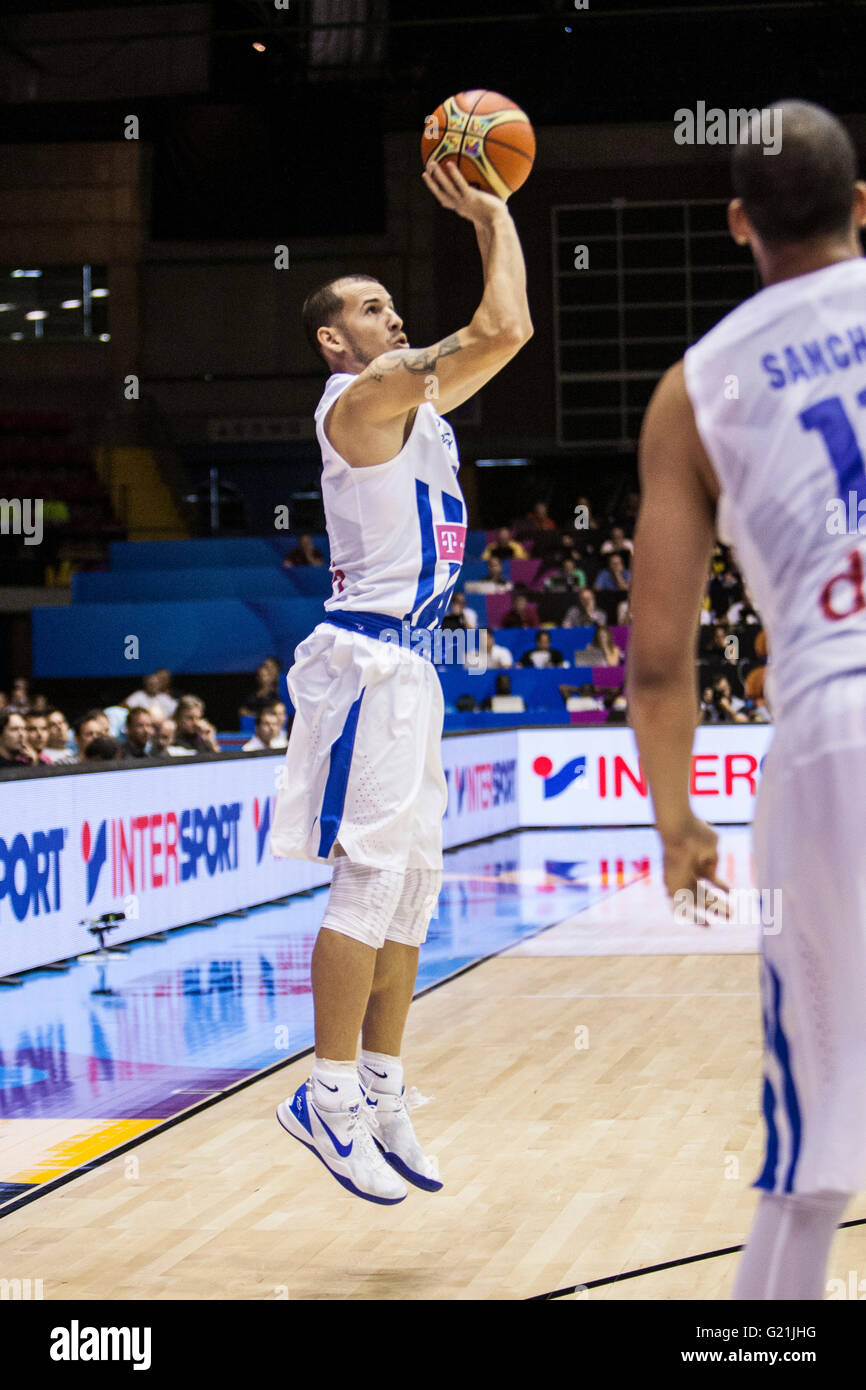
[335,282,407,369]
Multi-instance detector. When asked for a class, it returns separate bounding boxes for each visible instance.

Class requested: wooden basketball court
[2,922,863,1301]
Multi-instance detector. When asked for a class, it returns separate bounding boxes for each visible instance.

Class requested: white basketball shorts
[269,619,447,873]
[752,671,866,1195]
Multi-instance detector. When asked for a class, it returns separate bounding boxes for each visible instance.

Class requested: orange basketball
[421,90,535,199]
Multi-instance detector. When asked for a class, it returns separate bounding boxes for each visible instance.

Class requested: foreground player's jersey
[684,258,866,718]
[316,372,467,628]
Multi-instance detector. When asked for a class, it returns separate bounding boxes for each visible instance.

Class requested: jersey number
[332,569,346,594]
[799,393,866,621]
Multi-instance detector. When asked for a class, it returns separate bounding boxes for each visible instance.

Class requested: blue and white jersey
[683,258,866,719]
[316,372,467,629]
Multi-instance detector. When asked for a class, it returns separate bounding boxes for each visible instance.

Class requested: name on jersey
[761,324,866,389]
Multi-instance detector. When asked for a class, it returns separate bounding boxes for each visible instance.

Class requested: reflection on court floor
[0,826,755,1206]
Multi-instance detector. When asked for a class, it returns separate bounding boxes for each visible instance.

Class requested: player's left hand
[661,814,731,919]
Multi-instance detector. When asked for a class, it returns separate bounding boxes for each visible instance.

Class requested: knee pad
[385,867,442,947]
[319,857,406,950]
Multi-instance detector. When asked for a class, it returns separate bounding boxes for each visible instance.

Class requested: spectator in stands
[126,670,177,720]
[543,555,586,592]
[243,704,288,751]
[562,587,606,627]
[83,735,123,761]
[464,555,512,595]
[703,624,744,693]
[701,685,721,723]
[482,526,528,562]
[30,693,50,715]
[270,699,291,736]
[444,592,477,629]
[595,553,631,592]
[502,593,539,628]
[575,624,624,666]
[520,630,566,668]
[283,534,324,567]
[709,563,742,622]
[240,661,283,719]
[122,707,154,759]
[8,678,29,713]
[75,709,110,760]
[465,628,513,672]
[24,713,52,765]
[525,501,557,532]
[600,525,634,558]
[43,708,77,763]
[0,710,32,766]
[481,673,525,712]
[572,496,601,552]
[171,695,221,754]
[711,675,748,723]
[153,718,176,755]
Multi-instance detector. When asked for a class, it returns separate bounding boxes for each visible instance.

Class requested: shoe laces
[346,1101,388,1164]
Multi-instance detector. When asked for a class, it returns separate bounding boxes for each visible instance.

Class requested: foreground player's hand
[661,814,730,921]
[422,158,509,224]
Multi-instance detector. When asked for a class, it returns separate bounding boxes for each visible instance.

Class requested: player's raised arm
[336,162,533,428]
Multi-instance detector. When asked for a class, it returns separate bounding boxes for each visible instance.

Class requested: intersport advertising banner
[518,725,773,826]
[0,727,770,976]
[0,757,325,979]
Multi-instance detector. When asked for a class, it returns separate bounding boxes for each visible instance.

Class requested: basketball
[421,90,535,199]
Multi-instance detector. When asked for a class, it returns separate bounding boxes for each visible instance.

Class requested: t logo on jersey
[436,523,466,562]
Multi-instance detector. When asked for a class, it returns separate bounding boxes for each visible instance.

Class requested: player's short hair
[301,274,384,364]
[731,100,857,247]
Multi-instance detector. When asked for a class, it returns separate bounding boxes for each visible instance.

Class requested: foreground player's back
[684,256,866,717]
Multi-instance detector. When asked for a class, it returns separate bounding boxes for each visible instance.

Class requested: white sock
[311,1056,359,1111]
[359,1049,403,1096]
[732,1190,850,1300]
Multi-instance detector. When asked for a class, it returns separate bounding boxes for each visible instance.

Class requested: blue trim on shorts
[317,689,364,858]
[754,962,802,1193]
[322,608,435,659]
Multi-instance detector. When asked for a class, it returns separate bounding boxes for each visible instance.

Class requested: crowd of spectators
[447,495,770,723]
[1,498,772,755]
[0,663,292,770]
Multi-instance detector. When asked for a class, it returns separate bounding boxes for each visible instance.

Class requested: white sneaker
[361,1085,443,1192]
[277,1079,408,1205]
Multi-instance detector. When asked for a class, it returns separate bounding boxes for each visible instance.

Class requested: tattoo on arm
[367,333,462,382]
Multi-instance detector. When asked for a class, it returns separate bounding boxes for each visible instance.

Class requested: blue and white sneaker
[276,1079,408,1205]
[361,1085,443,1193]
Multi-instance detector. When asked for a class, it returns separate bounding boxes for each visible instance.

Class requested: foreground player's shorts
[752,670,866,1195]
[269,616,446,874]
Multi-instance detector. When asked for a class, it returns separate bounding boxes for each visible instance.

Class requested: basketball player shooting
[627,100,866,1298]
[271,158,532,1203]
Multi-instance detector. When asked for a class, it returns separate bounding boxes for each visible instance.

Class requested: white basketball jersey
[684,258,866,719]
[315,372,468,629]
